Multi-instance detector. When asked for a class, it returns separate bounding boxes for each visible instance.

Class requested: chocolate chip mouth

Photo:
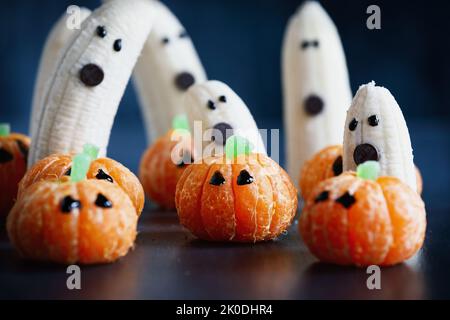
[79,63,104,87]
[175,72,195,91]
[304,95,324,116]
[353,143,379,165]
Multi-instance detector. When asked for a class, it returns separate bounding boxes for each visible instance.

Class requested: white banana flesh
[282,1,352,182]
[29,7,91,140]
[183,80,266,157]
[343,81,417,192]
[133,0,207,144]
[29,0,155,166]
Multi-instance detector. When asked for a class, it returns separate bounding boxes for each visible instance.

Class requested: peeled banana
[29,7,91,141]
[133,0,207,144]
[343,82,417,192]
[28,0,155,166]
[183,80,266,157]
[282,1,352,182]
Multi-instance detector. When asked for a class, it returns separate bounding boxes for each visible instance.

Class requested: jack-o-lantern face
[7,179,137,265]
[175,153,298,242]
[299,166,426,267]
[139,129,193,209]
[18,154,144,215]
[0,128,30,217]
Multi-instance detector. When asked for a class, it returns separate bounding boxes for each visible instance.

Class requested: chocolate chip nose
[79,64,104,87]
[175,72,195,91]
[304,95,324,116]
[353,143,379,165]
[211,122,233,146]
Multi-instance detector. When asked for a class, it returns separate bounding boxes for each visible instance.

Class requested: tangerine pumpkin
[0,124,30,217]
[299,161,426,267]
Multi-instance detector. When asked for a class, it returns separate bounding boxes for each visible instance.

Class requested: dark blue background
[0,0,448,210]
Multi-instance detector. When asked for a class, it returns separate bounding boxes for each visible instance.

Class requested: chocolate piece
[79,64,104,87]
[237,170,254,185]
[336,192,356,209]
[95,193,113,208]
[332,156,343,176]
[96,26,107,38]
[61,196,81,213]
[219,95,227,103]
[16,140,28,160]
[315,191,329,203]
[368,115,379,127]
[207,100,216,110]
[175,72,195,91]
[209,171,226,186]
[0,148,13,163]
[211,122,233,145]
[353,143,379,165]
[349,118,358,131]
[304,95,324,116]
[96,169,114,183]
[113,39,122,52]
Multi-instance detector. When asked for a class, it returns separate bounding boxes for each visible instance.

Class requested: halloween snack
[299,145,343,200]
[300,161,426,267]
[133,0,207,144]
[343,82,418,192]
[0,124,30,217]
[18,144,144,215]
[176,136,297,242]
[29,7,91,140]
[282,1,352,182]
[184,80,266,158]
[7,152,137,264]
[28,0,155,166]
[139,115,193,209]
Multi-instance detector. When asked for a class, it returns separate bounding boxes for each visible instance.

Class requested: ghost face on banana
[343,82,417,192]
[30,7,91,141]
[184,80,266,157]
[29,0,154,166]
[133,0,207,144]
[282,1,352,181]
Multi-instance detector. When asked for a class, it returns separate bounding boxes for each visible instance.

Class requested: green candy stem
[356,161,380,181]
[172,114,190,132]
[0,123,10,137]
[83,143,99,161]
[225,135,253,159]
[70,153,92,183]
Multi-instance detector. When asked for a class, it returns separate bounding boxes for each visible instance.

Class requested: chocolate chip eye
[113,39,122,52]
[96,169,113,183]
[332,156,343,176]
[312,40,320,47]
[301,41,309,50]
[96,26,107,38]
[61,196,81,213]
[209,171,226,186]
[218,95,227,103]
[368,115,379,127]
[349,118,358,131]
[335,192,356,209]
[237,170,254,186]
[207,100,216,110]
[176,151,194,168]
[315,191,329,203]
[95,193,113,208]
[65,168,71,176]
[179,30,189,38]
[0,148,13,163]
[16,140,28,160]
[162,37,170,45]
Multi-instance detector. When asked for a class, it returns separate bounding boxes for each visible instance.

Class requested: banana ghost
[343,82,417,192]
[282,1,352,183]
[29,0,155,166]
[133,0,207,144]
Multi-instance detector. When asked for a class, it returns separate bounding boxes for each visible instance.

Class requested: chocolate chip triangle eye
[96,169,114,183]
[209,171,225,186]
[335,192,356,209]
[237,170,254,186]
[61,196,81,213]
[0,148,13,163]
[315,191,329,203]
[332,156,343,176]
[95,193,113,208]
[65,168,72,176]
